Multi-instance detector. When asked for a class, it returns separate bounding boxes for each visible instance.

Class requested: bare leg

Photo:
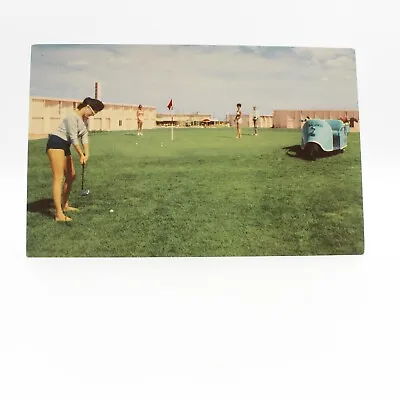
[62,155,78,212]
[47,149,72,221]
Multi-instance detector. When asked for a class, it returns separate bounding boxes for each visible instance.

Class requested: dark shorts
[46,135,71,156]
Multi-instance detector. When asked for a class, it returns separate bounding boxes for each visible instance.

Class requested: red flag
[167,99,173,110]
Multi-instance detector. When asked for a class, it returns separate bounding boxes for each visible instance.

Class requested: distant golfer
[339,116,351,125]
[45,97,104,222]
[137,104,144,136]
[252,106,259,135]
[234,103,242,139]
[349,116,358,128]
[300,116,311,128]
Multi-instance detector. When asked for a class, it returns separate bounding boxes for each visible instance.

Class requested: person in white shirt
[45,97,104,222]
[252,106,259,135]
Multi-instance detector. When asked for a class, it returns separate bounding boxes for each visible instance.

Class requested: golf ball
[110,209,114,213]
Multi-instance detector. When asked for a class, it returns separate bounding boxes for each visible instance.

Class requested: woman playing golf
[234,103,242,139]
[137,104,144,136]
[46,97,104,222]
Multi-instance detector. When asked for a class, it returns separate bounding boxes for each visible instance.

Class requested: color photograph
[26,44,364,257]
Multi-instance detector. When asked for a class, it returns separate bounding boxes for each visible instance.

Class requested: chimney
[94,82,100,100]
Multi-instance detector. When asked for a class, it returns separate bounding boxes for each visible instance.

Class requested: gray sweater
[50,112,89,145]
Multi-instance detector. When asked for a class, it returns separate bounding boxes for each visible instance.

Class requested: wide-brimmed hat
[83,97,104,113]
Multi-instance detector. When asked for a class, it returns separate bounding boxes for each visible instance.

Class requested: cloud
[29,44,359,118]
[67,60,89,67]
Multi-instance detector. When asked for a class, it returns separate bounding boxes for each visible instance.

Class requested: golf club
[80,162,90,196]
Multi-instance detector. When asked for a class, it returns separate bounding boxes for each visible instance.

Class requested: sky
[30,44,359,120]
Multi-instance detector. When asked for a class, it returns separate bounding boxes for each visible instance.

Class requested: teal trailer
[301,119,350,160]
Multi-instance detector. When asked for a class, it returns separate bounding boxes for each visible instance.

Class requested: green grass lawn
[26,127,364,257]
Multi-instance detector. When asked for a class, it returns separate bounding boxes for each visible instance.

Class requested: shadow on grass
[27,198,54,218]
[283,144,342,161]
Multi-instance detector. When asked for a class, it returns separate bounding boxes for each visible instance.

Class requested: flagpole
[171,112,174,141]
[167,98,174,141]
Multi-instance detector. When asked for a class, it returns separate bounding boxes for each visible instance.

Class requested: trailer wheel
[306,143,319,161]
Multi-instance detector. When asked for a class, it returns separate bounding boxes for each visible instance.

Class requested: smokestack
[94,82,100,100]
